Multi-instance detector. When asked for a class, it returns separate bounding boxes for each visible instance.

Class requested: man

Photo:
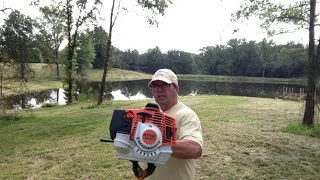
[146,69,203,180]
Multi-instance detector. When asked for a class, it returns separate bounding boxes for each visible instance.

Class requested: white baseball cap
[148,69,178,87]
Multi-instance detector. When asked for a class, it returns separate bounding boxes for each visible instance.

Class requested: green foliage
[136,0,173,26]
[34,34,53,63]
[166,50,198,74]
[198,45,231,75]
[1,10,36,63]
[280,123,320,139]
[0,10,37,97]
[76,32,96,74]
[112,49,140,70]
[28,47,43,63]
[231,0,316,126]
[104,38,308,78]
[88,26,108,69]
[196,39,307,78]
[63,0,102,104]
[37,4,66,79]
[139,46,165,73]
[232,0,309,36]
[227,39,260,76]
[63,55,77,103]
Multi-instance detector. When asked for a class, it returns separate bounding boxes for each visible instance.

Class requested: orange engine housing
[124,104,177,146]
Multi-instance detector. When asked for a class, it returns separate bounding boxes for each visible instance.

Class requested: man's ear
[176,86,179,93]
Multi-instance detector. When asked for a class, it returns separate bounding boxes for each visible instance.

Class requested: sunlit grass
[82,68,151,82]
[30,63,151,82]
[2,64,152,95]
[280,123,320,138]
[178,74,307,85]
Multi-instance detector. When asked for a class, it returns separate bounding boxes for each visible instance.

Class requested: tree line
[39,25,310,79]
[111,39,308,78]
[0,7,309,82]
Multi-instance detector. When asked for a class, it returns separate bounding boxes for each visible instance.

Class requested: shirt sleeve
[178,112,203,147]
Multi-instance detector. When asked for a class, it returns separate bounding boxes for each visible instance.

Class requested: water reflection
[4,79,309,109]
[111,90,148,100]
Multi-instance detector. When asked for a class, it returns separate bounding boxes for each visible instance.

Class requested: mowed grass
[30,63,151,82]
[2,63,152,95]
[1,95,320,180]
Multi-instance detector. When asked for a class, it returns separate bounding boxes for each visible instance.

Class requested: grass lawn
[1,95,320,180]
[1,64,152,96]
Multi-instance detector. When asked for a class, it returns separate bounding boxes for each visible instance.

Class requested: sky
[0,0,315,54]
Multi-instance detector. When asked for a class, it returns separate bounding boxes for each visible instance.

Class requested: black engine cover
[109,109,132,140]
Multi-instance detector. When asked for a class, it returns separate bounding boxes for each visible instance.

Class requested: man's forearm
[171,139,202,159]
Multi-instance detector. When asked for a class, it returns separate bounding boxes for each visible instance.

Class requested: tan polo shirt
[146,101,203,180]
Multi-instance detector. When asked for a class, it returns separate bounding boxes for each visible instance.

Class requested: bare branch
[75,8,83,29]
[112,0,122,27]
[0,8,11,12]
[272,27,306,36]
[109,0,116,30]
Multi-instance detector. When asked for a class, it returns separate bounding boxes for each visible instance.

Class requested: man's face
[150,80,179,109]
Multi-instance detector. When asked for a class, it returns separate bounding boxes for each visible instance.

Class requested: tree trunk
[303,0,316,126]
[55,49,60,77]
[97,0,116,105]
[56,62,60,77]
[56,88,60,104]
[66,0,74,104]
[0,73,2,97]
[21,62,25,80]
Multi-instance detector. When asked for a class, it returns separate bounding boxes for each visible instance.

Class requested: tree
[257,38,276,78]
[227,39,260,77]
[232,0,317,125]
[89,26,109,69]
[32,0,102,104]
[0,10,39,111]
[76,31,95,75]
[166,50,198,74]
[64,0,102,104]
[96,0,173,105]
[112,49,140,70]
[0,54,14,118]
[1,10,37,82]
[38,5,66,78]
[276,43,308,77]
[139,46,165,73]
[96,0,118,105]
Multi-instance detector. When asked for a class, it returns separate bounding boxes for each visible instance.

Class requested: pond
[3,79,309,109]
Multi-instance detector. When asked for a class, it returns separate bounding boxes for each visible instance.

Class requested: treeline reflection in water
[3,79,308,109]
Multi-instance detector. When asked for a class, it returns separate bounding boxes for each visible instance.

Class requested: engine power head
[109,102,177,165]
